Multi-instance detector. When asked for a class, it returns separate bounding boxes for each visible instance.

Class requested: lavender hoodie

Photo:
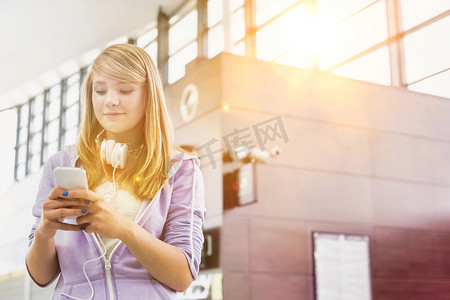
[27,145,206,300]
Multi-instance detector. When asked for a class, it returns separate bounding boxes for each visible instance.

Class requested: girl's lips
[104,113,124,117]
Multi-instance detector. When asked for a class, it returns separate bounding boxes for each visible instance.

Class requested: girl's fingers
[56,189,99,202]
[47,207,89,220]
[44,190,92,209]
[75,215,92,226]
[48,198,91,209]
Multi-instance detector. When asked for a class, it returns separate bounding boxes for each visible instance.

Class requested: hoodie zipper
[92,234,121,300]
[104,259,115,300]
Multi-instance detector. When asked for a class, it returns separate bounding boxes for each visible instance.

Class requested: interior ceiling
[0,0,186,110]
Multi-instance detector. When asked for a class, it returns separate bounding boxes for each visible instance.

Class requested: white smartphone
[53,167,89,222]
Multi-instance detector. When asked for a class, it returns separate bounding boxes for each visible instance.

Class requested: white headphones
[95,129,142,169]
[100,139,128,169]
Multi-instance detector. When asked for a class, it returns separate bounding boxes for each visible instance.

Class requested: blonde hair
[77,43,189,199]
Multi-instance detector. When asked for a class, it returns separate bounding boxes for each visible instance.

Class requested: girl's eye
[95,90,106,95]
[121,90,134,95]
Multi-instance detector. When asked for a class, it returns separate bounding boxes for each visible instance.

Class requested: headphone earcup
[100,139,128,169]
[119,144,128,169]
[105,140,116,165]
[100,140,108,164]
[111,143,123,168]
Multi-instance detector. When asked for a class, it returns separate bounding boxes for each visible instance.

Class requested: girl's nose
[104,92,119,106]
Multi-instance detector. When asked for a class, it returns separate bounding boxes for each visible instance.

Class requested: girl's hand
[35,188,91,240]
[62,189,130,239]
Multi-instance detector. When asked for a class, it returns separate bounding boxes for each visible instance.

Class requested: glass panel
[314,232,372,300]
[30,153,41,173]
[66,84,80,107]
[31,113,43,134]
[20,103,29,128]
[231,7,245,44]
[208,23,224,58]
[403,16,450,84]
[317,0,377,23]
[19,125,29,145]
[67,73,80,87]
[318,0,388,70]
[49,84,61,103]
[208,0,223,28]
[31,132,42,155]
[16,164,26,180]
[331,46,391,86]
[66,104,80,129]
[44,141,59,162]
[0,109,17,191]
[168,42,198,84]
[47,97,61,122]
[400,0,450,31]
[230,0,244,11]
[232,41,245,56]
[408,69,450,99]
[17,145,26,165]
[255,0,298,26]
[169,10,198,56]
[48,119,60,142]
[256,4,307,62]
[144,41,158,64]
[33,94,44,115]
[137,28,158,48]
[64,127,78,146]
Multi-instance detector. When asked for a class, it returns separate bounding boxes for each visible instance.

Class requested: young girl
[26,44,206,299]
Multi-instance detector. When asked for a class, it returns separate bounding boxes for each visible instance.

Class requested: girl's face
[92,73,146,144]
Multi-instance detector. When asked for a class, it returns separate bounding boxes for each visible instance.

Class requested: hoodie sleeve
[28,153,59,246]
[26,150,64,287]
[162,157,206,280]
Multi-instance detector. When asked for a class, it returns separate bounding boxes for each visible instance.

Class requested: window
[207,0,245,58]
[66,73,81,107]
[208,23,225,58]
[256,4,307,62]
[317,0,388,70]
[407,69,450,99]
[231,7,245,46]
[332,46,391,86]
[137,28,158,49]
[400,0,450,31]
[207,0,225,59]
[208,0,223,28]
[0,109,17,194]
[232,41,245,56]
[47,86,61,121]
[403,16,450,84]
[168,42,198,84]
[168,9,199,84]
[65,104,79,130]
[255,0,298,26]
[137,28,158,64]
[317,0,378,24]
[313,232,372,300]
[13,72,84,180]
[169,10,198,56]
[144,41,158,64]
